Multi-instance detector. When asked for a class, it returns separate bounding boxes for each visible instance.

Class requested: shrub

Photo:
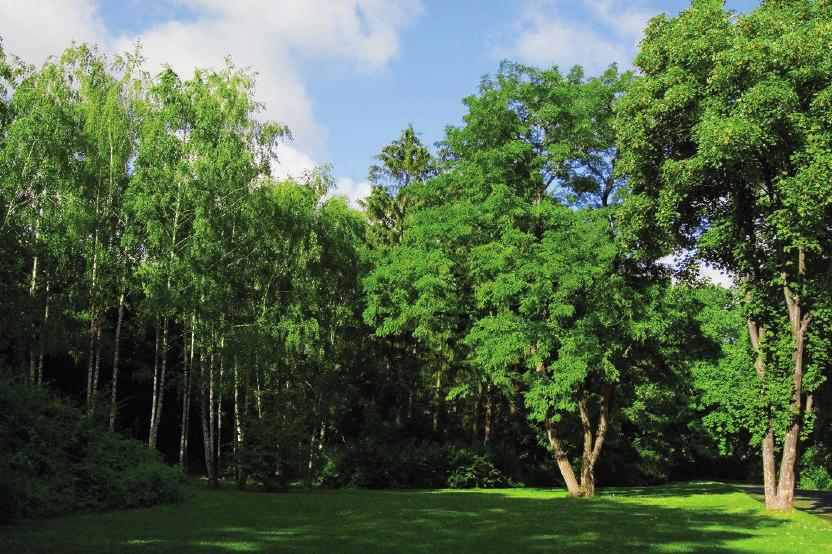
[235,414,306,492]
[447,451,514,489]
[799,446,832,491]
[320,440,515,489]
[0,379,187,522]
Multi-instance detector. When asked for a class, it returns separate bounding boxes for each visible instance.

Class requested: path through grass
[2,482,831,552]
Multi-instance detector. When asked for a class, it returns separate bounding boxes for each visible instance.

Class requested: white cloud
[0,0,109,65]
[268,146,371,207]
[270,144,318,181]
[494,0,652,74]
[0,0,422,161]
[332,177,371,208]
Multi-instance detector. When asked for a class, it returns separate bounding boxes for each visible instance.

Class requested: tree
[616,0,832,509]
[361,125,436,250]
[364,63,684,497]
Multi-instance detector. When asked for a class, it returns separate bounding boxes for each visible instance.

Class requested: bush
[799,446,832,491]
[0,379,187,522]
[320,439,515,489]
[235,415,306,492]
[447,451,514,489]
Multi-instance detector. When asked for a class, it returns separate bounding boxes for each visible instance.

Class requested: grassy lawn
[2,482,831,553]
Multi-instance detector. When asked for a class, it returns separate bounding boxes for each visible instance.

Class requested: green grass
[2,482,831,552]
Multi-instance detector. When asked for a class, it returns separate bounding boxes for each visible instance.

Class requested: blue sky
[1,0,760,204]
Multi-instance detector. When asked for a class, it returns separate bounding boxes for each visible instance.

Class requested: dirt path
[730,482,832,523]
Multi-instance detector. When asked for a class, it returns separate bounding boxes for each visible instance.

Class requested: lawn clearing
[1,482,830,553]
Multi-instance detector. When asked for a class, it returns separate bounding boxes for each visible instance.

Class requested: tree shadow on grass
[599,481,738,498]
[730,482,832,522]
[0,484,821,553]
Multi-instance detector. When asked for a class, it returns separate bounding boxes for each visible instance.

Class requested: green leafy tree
[364,63,690,497]
[616,0,832,509]
[361,125,436,250]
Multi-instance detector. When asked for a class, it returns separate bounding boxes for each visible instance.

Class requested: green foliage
[616,1,832,506]
[320,440,515,490]
[0,379,186,522]
[235,414,305,492]
[799,445,832,491]
[447,451,515,489]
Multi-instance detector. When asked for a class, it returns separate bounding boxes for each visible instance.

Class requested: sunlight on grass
[2,483,831,553]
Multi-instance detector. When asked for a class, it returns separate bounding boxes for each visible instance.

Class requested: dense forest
[1,0,831,522]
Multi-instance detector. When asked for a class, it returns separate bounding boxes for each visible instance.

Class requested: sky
[0,0,758,284]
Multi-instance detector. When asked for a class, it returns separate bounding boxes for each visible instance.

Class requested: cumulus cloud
[0,0,109,65]
[494,0,653,74]
[332,177,371,208]
[268,147,370,207]
[269,144,318,181]
[108,0,422,156]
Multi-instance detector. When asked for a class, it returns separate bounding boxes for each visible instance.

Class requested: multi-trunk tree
[364,63,699,497]
[616,0,832,510]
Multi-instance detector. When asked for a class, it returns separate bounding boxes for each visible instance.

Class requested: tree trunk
[748,317,778,505]
[149,318,169,449]
[92,315,102,395]
[28,204,42,386]
[200,347,219,489]
[772,257,811,510]
[234,359,246,490]
[150,322,160,445]
[36,280,50,386]
[255,367,263,419]
[535,359,581,496]
[576,385,613,497]
[545,417,581,497]
[86,199,100,405]
[217,339,224,471]
[86,305,97,403]
[433,367,442,431]
[483,382,493,444]
[109,284,125,432]
[180,315,195,471]
[472,382,481,444]
[747,247,812,511]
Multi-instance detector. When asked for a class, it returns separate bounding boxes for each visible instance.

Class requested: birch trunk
[28,203,42,385]
[483,382,493,444]
[149,322,160,444]
[200,344,219,489]
[92,317,102,395]
[149,318,169,449]
[36,280,50,386]
[180,314,195,470]
[109,282,125,431]
[217,338,224,470]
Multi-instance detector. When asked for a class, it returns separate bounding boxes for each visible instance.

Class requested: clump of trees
[0,41,367,494]
[0,0,830,516]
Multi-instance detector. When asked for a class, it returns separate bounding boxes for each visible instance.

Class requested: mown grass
[1,482,830,552]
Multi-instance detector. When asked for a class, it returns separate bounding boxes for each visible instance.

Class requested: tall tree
[364,63,682,497]
[361,125,436,250]
[616,0,832,509]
